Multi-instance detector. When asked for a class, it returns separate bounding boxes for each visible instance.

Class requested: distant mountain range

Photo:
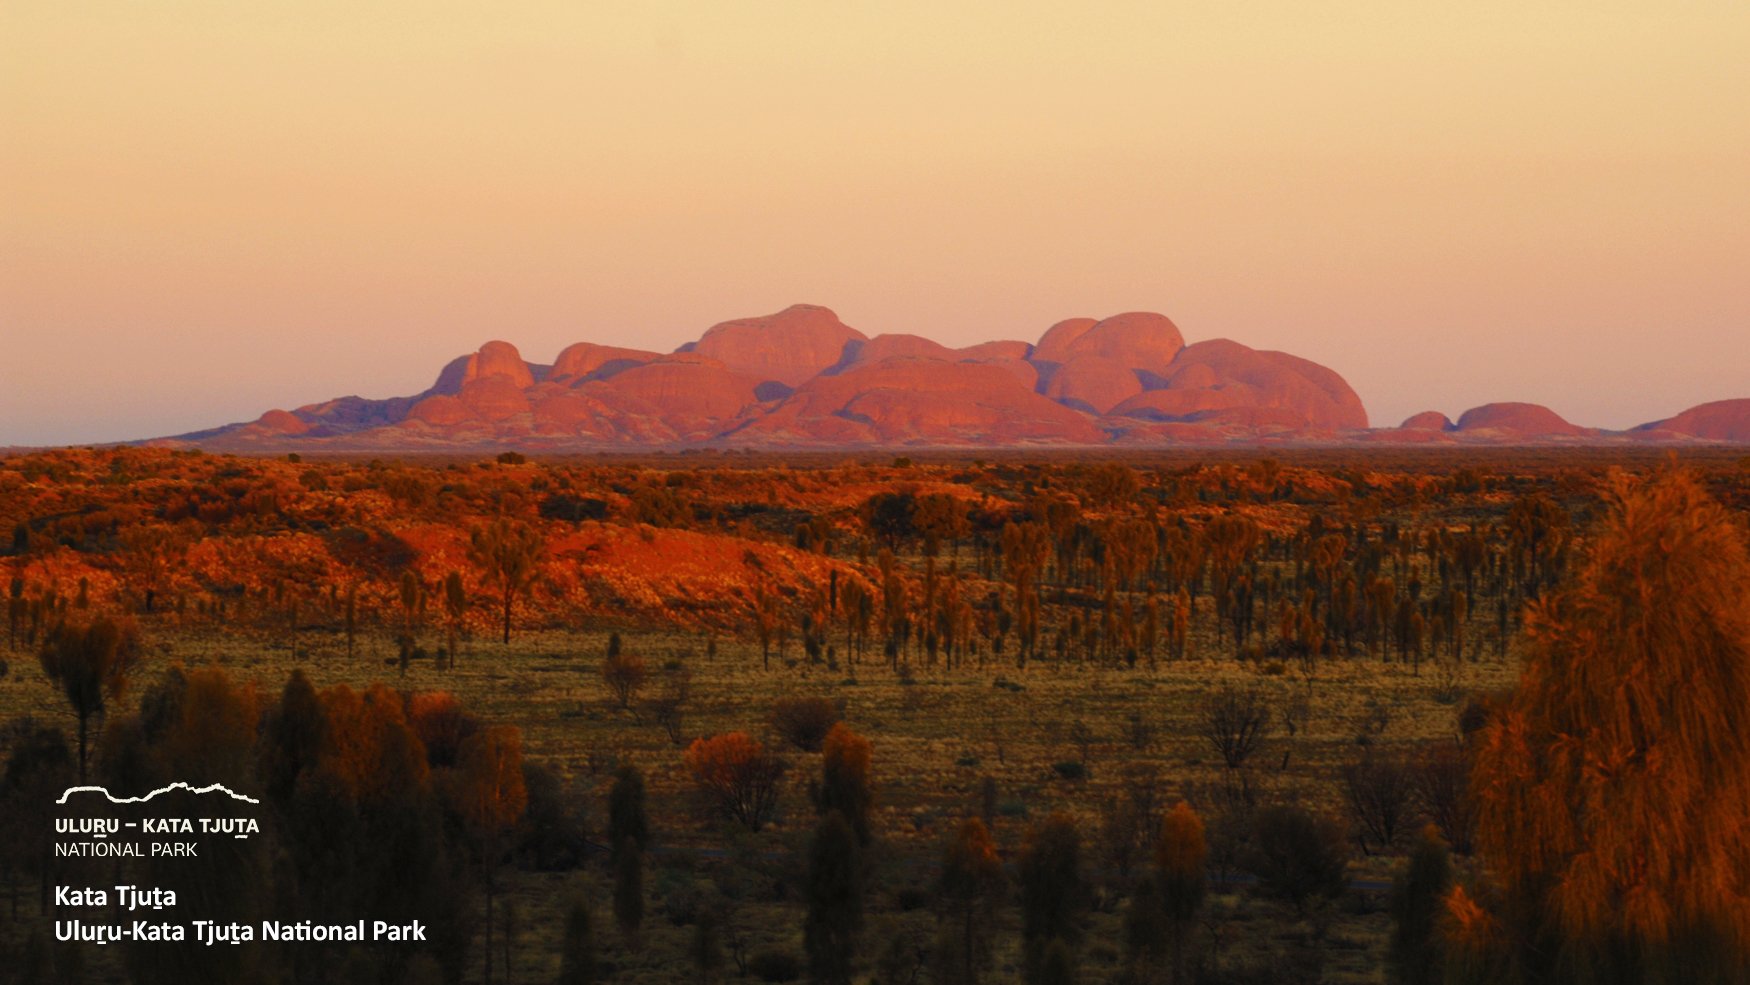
[155,304,1749,450]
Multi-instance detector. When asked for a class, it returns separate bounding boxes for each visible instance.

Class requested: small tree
[770,696,842,752]
[934,818,1003,985]
[1410,740,1473,855]
[1198,685,1270,771]
[602,649,647,711]
[557,895,597,985]
[684,733,785,832]
[804,811,864,985]
[442,571,467,669]
[645,665,692,744]
[1389,826,1452,985]
[1020,814,1084,985]
[451,726,528,985]
[1157,802,1207,984]
[1242,805,1348,917]
[691,909,725,985]
[468,518,545,645]
[613,836,643,947]
[38,615,141,781]
[608,766,651,853]
[1342,752,1415,855]
[814,724,874,846]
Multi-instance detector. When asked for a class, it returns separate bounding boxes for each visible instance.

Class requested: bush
[748,948,802,982]
[1341,753,1414,855]
[1199,685,1271,770]
[769,696,842,752]
[1243,805,1349,916]
[1051,760,1087,781]
[684,733,786,832]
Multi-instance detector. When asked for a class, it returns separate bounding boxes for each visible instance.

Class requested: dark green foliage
[1388,828,1452,985]
[37,615,139,780]
[614,835,644,943]
[813,724,873,846]
[749,948,803,982]
[804,811,864,985]
[516,760,588,870]
[690,909,725,985]
[1243,805,1348,916]
[609,765,651,853]
[934,818,1004,985]
[2,724,74,914]
[1123,874,1169,981]
[770,696,842,752]
[259,669,324,805]
[557,895,597,985]
[1021,814,1084,985]
[1037,937,1078,985]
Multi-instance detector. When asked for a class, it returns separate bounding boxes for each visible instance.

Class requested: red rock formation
[957,340,1032,361]
[1032,318,1098,363]
[462,340,536,388]
[1453,402,1584,437]
[1042,355,1144,414]
[581,355,764,438]
[843,334,956,366]
[1400,411,1455,431]
[254,409,310,435]
[1107,338,1367,430]
[732,357,1105,445]
[1640,399,1750,442]
[153,304,1412,449]
[1055,312,1186,377]
[550,342,660,382]
[690,304,866,387]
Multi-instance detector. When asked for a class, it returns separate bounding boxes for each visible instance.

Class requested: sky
[3,1,1747,446]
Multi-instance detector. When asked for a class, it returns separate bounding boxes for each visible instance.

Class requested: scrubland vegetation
[2,446,1747,983]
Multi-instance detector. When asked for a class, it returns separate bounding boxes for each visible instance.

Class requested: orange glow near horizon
[3,1,1747,444]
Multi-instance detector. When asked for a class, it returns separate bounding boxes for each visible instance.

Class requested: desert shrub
[1199,685,1271,771]
[769,696,842,752]
[1243,805,1349,916]
[684,733,786,832]
[1388,827,1452,985]
[748,948,802,982]
[516,761,588,870]
[813,724,874,844]
[601,650,647,710]
[1410,741,1472,855]
[1020,814,1085,983]
[1342,752,1415,855]
[540,493,609,523]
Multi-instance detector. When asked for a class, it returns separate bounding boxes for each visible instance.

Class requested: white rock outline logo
[57,782,260,805]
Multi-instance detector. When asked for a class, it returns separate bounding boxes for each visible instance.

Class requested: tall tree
[451,726,528,985]
[468,518,545,644]
[1020,814,1084,985]
[1390,826,1452,985]
[934,818,1003,985]
[1452,469,1750,984]
[814,724,874,846]
[804,810,863,985]
[557,895,597,985]
[1157,802,1207,984]
[442,571,467,668]
[38,615,141,780]
[610,766,649,947]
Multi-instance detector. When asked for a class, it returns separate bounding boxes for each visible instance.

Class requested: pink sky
[4,1,1747,446]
